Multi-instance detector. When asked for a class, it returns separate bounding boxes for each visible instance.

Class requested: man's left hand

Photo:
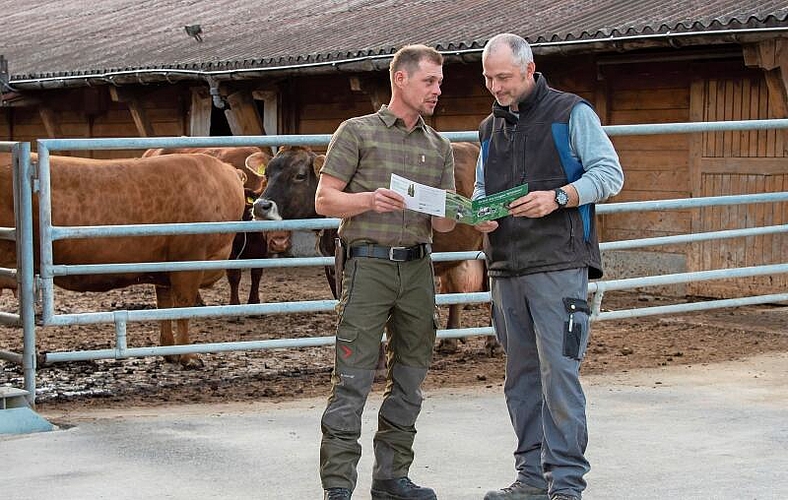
[507,191,559,218]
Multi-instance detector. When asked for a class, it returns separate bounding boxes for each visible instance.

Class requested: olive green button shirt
[320,105,455,247]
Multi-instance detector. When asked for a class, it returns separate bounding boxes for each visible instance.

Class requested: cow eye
[294,171,308,182]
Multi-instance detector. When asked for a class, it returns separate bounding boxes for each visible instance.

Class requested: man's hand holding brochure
[390,173,528,225]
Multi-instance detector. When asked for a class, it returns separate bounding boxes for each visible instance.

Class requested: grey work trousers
[320,255,437,492]
[490,267,591,499]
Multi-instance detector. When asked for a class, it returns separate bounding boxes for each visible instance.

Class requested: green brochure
[445,183,529,225]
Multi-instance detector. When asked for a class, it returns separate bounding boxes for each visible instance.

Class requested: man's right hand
[371,188,406,213]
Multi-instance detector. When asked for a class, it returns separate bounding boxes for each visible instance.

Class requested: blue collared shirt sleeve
[568,103,625,205]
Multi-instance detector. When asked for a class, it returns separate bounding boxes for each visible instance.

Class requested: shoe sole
[370,490,437,500]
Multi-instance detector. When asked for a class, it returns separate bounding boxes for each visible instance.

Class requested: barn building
[1,0,787,297]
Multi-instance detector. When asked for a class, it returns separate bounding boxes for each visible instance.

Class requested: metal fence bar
[3,118,784,404]
[595,293,788,321]
[597,192,788,214]
[589,263,788,293]
[49,217,341,240]
[601,224,788,250]
[45,223,788,277]
[39,262,786,326]
[1,142,37,403]
[34,118,788,153]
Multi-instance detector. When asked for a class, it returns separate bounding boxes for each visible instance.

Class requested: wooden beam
[251,90,278,155]
[38,106,62,138]
[224,90,263,135]
[743,38,788,118]
[109,87,154,137]
[190,87,212,136]
[358,77,389,112]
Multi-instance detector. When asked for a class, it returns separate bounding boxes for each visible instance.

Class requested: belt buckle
[388,246,408,262]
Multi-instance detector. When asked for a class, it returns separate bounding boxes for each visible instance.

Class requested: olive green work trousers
[319,254,438,491]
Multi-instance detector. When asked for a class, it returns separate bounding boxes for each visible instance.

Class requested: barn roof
[1,0,787,89]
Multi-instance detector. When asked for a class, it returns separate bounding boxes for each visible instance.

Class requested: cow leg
[154,285,179,364]
[226,268,242,305]
[247,267,262,304]
[168,271,205,369]
[436,260,487,354]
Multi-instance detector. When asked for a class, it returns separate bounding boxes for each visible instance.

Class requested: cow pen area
[2,120,788,415]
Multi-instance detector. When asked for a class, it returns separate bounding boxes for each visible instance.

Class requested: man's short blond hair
[390,44,443,83]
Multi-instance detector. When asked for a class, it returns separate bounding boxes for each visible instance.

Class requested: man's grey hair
[482,33,534,71]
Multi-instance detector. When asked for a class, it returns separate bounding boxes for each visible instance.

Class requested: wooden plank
[297,118,345,135]
[109,86,154,137]
[611,88,689,111]
[127,99,154,137]
[620,169,690,190]
[434,115,486,132]
[740,80,752,156]
[252,90,279,136]
[594,78,610,125]
[714,80,725,157]
[299,99,381,119]
[38,107,63,138]
[435,96,494,116]
[731,79,743,157]
[758,79,769,156]
[190,88,211,136]
[225,90,264,136]
[605,211,690,233]
[687,78,705,285]
[611,134,689,151]
[697,157,788,175]
[608,108,688,124]
[617,150,688,170]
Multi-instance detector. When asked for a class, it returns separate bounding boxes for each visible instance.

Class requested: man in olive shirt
[315,44,456,500]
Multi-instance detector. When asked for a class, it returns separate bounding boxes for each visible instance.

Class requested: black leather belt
[347,243,431,262]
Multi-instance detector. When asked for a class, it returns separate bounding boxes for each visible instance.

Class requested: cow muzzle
[252,198,282,221]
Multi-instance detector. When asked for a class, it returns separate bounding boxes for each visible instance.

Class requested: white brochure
[389,173,446,217]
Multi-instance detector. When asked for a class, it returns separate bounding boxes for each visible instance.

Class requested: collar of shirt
[377,104,426,131]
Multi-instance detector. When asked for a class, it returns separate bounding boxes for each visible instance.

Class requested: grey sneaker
[483,480,549,500]
[550,495,579,500]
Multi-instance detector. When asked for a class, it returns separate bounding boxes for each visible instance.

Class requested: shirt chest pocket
[405,150,446,187]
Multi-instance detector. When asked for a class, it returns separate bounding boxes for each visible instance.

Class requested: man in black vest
[474,33,624,500]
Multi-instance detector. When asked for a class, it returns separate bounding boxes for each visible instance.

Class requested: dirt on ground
[1,265,787,415]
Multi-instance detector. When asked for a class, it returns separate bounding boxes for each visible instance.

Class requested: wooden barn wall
[1,50,786,298]
[0,84,188,158]
[688,65,788,297]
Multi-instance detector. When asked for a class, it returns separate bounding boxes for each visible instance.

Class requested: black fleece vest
[478,73,603,279]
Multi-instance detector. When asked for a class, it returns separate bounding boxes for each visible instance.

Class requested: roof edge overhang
[4,27,788,92]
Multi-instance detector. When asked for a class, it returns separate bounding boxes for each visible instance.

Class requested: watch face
[556,189,568,206]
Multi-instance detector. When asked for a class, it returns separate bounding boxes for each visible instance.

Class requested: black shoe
[324,487,352,500]
[370,477,437,500]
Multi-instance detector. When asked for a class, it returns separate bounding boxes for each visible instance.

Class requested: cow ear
[313,155,326,177]
[245,152,269,175]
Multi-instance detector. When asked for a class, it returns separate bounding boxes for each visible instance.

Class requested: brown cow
[0,152,246,368]
[143,147,292,305]
[253,144,498,355]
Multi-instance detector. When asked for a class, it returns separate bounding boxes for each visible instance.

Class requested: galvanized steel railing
[1,118,787,404]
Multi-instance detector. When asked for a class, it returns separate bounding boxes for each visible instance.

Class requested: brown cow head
[252,146,325,221]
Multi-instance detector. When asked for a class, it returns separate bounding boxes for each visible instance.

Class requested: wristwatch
[554,188,569,208]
